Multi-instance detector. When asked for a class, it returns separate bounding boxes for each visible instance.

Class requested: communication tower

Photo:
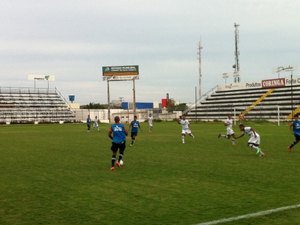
[233,23,240,83]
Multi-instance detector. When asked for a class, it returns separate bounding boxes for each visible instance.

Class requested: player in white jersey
[218,114,236,145]
[93,116,99,131]
[177,116,194,144]
[236,124,265,157]
[148,113,153,132]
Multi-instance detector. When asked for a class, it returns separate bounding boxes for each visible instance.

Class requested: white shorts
[226,127,234,136]
[182,129,192,135]
[248,135,260,146]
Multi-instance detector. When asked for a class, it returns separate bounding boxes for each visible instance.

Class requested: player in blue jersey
[129,115,141,146]
[236,124,265,157]
[86,115,92,131]
[288,114,300,152]
[108,116,128,171]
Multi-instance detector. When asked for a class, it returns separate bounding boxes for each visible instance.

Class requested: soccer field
[1,122,300,225]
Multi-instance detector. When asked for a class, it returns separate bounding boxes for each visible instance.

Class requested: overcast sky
[1,0,300,104]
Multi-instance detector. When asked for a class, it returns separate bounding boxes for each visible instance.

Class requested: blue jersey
[292,120,300,136]
[111,123,127,143]
[130,120,140,133]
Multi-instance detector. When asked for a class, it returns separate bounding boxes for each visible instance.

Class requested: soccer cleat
[288,146,292,152]
[110,166,115,171]
[116,161,121,167]
[259,152,265,157]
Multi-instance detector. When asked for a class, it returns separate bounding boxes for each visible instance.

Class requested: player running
[218,114,236,145]
[148,113,153,132]
[129,115,141,146]
[177,115,194,144]
[288,114,300,152]
[108,116,128,171]
[236,124,264,157]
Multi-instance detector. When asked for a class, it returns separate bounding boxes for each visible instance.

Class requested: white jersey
[224,118,233,129]
[244,126,260,145]
[225,118,234,135]
[180,119,192,134]
[180,119,190,130]
[148,116,153,126]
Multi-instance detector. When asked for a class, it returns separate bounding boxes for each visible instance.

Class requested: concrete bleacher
[0,87,75,123]
[185,77,300,121]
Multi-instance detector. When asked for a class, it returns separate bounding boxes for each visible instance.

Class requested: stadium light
[222,73,229,84]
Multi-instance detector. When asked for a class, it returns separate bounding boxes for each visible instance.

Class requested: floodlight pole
[197,41,203,99]
[133,78,136,116]
[291,71,294,117]
[107,80,111,122]
[276,65,295,117]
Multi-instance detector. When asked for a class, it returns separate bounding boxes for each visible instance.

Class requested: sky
[1,0,300,105]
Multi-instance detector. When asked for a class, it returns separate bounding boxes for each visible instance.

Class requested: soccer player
[129,115,141,146]
[86,115,92,131]
[236,124,265,157]
[288,114,300,152]
[108,116,128,171]
[148,113,153,132]
[218,114,236,145]
[93,116,99,131]
[177,115,194,144]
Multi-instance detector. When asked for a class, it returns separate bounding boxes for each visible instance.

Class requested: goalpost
[102,65,139,122]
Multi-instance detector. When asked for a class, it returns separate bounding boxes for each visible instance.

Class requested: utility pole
[197,40,203,99]
[233,23,240,83]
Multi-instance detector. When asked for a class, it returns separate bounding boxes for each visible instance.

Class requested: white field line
[195,204,300,225]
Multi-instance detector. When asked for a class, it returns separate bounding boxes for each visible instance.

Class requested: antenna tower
[233,23,240,83]
[197,40,203,99]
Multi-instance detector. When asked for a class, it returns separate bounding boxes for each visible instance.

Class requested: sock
[252,146,261,154]
[118,154,123,162]
[112,155,116,167]
[182,136,185,143]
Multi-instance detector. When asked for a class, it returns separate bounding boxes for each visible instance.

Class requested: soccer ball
[120,160,124,166]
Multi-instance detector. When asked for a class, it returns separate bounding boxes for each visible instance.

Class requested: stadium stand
[0,87,75,124]
[185,77,300,122]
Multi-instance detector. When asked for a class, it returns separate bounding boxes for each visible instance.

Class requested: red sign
[262,78,285,88]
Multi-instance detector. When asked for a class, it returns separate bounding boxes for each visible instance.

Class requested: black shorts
[111,142,126,153]
[131,132,138,138]
[294,134,300,142]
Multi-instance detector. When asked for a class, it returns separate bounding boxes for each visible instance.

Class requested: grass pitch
[1,121,300,225]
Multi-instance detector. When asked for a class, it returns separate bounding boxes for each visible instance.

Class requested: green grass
[1,122,300,225]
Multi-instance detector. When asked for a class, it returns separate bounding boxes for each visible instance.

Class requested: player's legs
[110,143,118,170]
[288,135,300,151]
[117,142,126,166]
[248,136,264,156]
[181,130,186,143]
[229,133,236,145]
[130,132,137,146]
[187,130,194,138]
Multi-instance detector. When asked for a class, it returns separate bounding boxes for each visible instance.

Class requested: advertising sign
[28,75,55,81]
[102,65,139,80]
[262,78,285,88]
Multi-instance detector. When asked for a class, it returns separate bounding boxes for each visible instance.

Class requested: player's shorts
[131,132,138,138]
[182,129,192,135]
[226,127,234,136]
[294,134,300,142]
[248,135,260,146]
[111,142,126,153]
